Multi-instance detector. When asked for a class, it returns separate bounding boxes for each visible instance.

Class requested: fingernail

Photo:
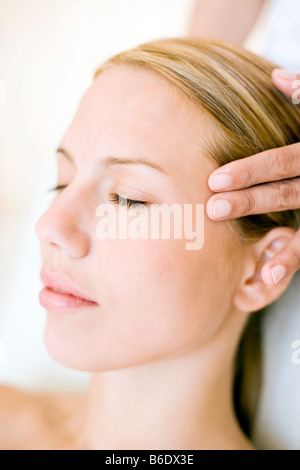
[213,200,232,218]
[270,239,286,252]
[270,265,287,284]
[209,173,232,191]
[274,69,297,81]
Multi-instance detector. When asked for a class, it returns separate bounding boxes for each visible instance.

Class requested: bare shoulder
[0,384,84,450]
[0,384,35,417]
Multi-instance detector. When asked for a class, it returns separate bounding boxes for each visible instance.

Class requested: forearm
[188,0,266,44]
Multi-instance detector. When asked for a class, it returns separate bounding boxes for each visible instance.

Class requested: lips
[40,269,98,304]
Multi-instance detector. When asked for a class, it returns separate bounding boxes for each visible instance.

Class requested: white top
[252,270,300,450]
[261,0,300,72]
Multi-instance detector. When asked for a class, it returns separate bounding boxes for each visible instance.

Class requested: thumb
[272,69,300,99]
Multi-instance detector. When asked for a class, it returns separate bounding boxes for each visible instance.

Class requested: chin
[43,312,189,372]
[44,329,89,371]
[43,322,153,373]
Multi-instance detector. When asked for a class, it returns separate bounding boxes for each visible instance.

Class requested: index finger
[271,69,300,99]
[208,142,300,192]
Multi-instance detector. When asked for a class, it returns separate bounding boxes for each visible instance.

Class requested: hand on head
[206,69,300,287]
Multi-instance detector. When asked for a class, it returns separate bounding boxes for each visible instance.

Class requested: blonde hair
[93,37,300,436]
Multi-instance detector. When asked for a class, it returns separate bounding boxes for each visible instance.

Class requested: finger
[206,177,300,220]
[272,69,300,99]
[261,229,300,285]
[208,142,300,192]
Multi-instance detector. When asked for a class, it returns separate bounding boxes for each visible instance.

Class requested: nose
[35,192,91,259]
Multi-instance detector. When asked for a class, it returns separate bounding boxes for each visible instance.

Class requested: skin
[0,66,298,450]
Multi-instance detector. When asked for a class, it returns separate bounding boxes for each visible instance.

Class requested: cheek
[44,215,238,371]
[96,229,231,347]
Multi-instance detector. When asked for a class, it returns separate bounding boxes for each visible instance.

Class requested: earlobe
[232,227,297,314]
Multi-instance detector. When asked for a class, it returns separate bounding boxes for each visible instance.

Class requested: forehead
[88,64,187,119]
[62,64,216,180]
[78,65,193,137]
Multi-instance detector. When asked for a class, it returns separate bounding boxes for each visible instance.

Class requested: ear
[233,226,297,313]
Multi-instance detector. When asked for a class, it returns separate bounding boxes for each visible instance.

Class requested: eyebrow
[56,147,169,175]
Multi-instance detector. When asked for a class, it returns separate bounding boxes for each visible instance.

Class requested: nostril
[34,214,90,258]
[33,199,91,258]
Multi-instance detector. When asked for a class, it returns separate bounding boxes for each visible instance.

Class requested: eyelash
[108,193,148,209]
[47,185,148,209]
[47,185,66,192]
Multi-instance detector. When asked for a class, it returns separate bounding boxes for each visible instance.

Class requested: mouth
[39,270,99,312]
[49,287,70,294]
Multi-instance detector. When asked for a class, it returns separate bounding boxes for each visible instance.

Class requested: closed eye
[47,186,149,210]
[47,185,67,192]
[108,193,148,209]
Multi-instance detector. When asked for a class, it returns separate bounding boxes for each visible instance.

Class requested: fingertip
[261,261,289,287]
[271,68,280,79]
[205,197,215,220]
[261,263,276,286]
[208,173,232,192]
[271,69,299,99]
[272,68,297,82]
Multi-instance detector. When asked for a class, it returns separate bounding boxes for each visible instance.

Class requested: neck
[76,311,253,450]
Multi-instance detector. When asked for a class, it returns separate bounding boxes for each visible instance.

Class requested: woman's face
[36,65,244,371]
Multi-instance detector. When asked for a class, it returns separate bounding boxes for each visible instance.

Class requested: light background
[0,0,271,392]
